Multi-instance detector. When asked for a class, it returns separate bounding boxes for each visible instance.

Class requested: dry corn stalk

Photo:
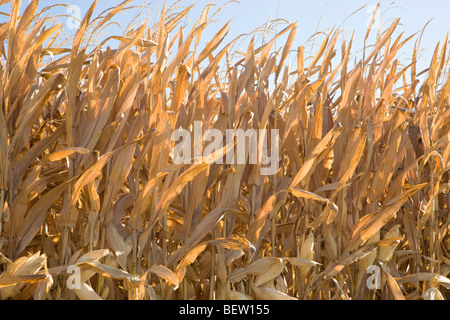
[0,0,448,300]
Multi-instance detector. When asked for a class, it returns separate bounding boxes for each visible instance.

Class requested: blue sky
[2,0,449,73]
[184,0,450,73]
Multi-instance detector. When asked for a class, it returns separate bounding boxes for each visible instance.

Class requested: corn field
[0,0,449,300]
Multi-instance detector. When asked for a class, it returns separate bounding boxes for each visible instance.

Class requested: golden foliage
[0,0,449,300]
